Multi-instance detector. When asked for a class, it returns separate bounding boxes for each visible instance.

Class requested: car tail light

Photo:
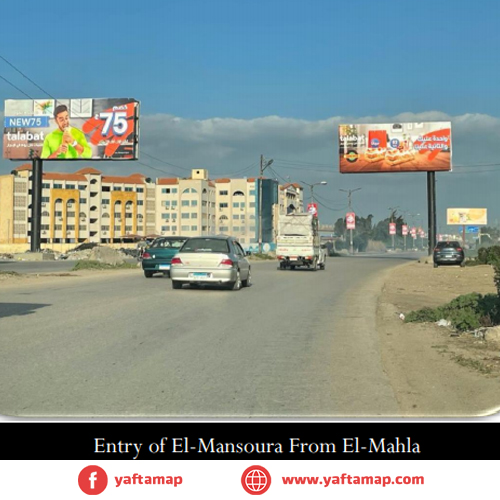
[219,258,234,266]
[456,248,462,252]
[142,252,151,259]
[171,257,183,265]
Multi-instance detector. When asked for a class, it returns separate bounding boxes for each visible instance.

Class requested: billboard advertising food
[339,122,451,173]
[3,98,139,160]
[447,208,487,225]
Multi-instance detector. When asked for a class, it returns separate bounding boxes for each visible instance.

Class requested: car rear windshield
[150,238,186,249]
[180,238,230,253]
[436,241,461,249]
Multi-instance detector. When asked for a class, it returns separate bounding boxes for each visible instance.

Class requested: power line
[0,54,56,98]
[0,72,34,99]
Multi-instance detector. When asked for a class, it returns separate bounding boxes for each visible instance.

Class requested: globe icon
[241,465,271,495]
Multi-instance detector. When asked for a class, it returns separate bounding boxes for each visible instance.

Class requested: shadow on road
[0,303,50,319]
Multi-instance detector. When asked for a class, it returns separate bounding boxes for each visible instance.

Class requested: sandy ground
[377,259,500,418]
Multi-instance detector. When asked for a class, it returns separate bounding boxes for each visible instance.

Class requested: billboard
[402,224,408,236]
[389,222,396,235]
[339,122,451,173]
[447,208,487,225]
[3,98,139,160]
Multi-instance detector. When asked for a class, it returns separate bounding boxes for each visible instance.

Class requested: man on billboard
[41,104,92,159]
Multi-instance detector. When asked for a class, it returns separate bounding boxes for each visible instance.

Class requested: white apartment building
[0,165,304,248]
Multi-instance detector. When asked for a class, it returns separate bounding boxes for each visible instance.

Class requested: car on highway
[170,235,251,290]
[433,241,465,267]
[141,237,187,277]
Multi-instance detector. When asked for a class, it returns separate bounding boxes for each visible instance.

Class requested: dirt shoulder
[377,260,500,417]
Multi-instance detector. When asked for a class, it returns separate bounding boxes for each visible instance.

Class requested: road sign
[307,203,318,217]
[346,212,356,230]
[466,226,479,234]
[402,224,408,236]
[389,222,396,235]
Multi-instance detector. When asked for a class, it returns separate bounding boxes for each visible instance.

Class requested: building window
[137,188,143,193]
[181,225,190,231]
[162,225,170,231]
[172,201,178,207]
[80,198,87,204]
[41,197,50,203]
[250,190,256,195]
[53,184,63,189]
[42,183,50,189]
[182,200,189,206]
[102,199,110,205]
[66,184,76,190]
[114,187,122,191]
[181,213,189,219]
[233,190,244,196]
[233,215,240,220]
[191,200,198,206]
[219,190,228,196]
[162,214,170,219]
[191,213,197,219]
[137,200,143,206]
[219,203,228,209]
[191,225,197,231]
[102,185,111,192]
[249,202,255,208]
[125,187,133,192]
[233,202,240,208]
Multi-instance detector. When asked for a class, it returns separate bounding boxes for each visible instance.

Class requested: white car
[170,236,251,290]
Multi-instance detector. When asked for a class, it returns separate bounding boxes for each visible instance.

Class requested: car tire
[242,268,251,287]
[172,280,182,289]
[290,265,295,270]
[229,270,242,291]
[144,271,153,278]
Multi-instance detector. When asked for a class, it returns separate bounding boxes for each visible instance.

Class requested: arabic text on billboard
[3,98,139,161]
[339,122,451,173]
[447,208,487,226]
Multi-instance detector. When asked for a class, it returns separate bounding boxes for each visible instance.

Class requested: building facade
[0,165,304,249]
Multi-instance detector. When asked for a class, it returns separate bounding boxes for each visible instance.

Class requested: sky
[2,0,500,233]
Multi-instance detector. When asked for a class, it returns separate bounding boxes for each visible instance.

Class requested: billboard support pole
[31,158,43,252]
[427,171,436,256]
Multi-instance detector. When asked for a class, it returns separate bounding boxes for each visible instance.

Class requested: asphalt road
[0,253,421,418]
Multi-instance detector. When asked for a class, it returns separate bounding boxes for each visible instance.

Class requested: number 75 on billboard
[3,97,140,161]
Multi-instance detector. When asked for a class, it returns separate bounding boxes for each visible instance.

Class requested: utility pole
[340,188,361,254]
[388,206,399,251]
[258,154,273,253]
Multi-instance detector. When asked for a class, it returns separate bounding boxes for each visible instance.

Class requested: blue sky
[2,0,500,231]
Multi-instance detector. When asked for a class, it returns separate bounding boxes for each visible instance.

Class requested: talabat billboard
[339,122,451,173]
[3,98,139,160]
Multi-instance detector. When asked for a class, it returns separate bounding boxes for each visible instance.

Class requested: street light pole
[388,206,399,251]
[340,188,361,254]
[258,154,273,253]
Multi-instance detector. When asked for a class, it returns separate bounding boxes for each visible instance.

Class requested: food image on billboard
[338,122,451,173]
[3,98,139,161]
[447,208,487,225]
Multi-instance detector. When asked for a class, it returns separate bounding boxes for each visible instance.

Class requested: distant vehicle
[141,237,187,278]
[276,213,325,270]
[170,236,251,290]
[433,241,465,267]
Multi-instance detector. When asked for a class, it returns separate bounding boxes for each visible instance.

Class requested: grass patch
[71,260,138,271]
[451,354,492,375]
[0,270,21,277]
[405,292,500,332]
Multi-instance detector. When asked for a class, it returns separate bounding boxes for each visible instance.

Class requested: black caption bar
[2,422,497,460]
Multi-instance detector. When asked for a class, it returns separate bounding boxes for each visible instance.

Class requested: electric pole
[258,154,273,253]
[340,188,361,254]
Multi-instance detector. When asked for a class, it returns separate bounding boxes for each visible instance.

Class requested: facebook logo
[78,466,108,495]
